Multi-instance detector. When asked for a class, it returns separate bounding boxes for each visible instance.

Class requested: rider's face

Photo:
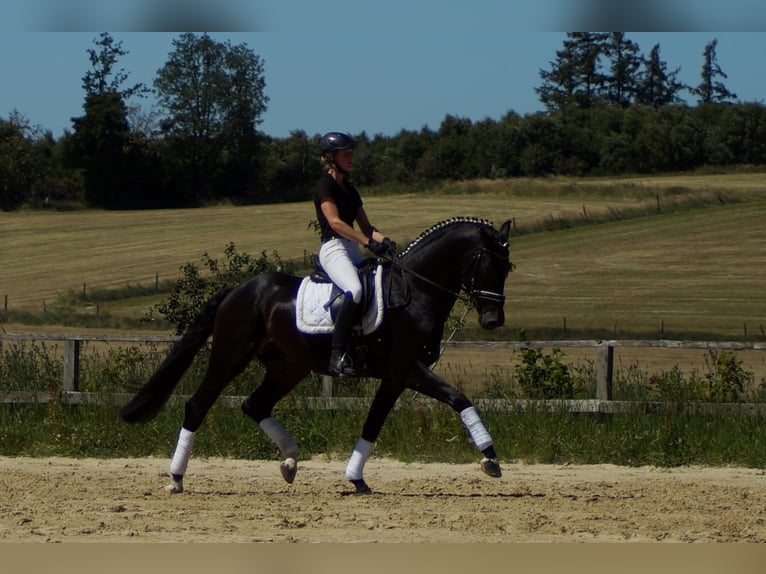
[334,149,354,172]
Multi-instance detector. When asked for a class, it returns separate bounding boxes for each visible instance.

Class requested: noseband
[463,247,510,309]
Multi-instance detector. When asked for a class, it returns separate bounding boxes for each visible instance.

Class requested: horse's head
[462,219,513,330]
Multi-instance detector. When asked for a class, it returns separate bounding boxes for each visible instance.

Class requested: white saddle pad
[295,265,385,335]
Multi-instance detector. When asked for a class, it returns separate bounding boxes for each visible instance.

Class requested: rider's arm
[319,198,374,247]
[355,206,385,244]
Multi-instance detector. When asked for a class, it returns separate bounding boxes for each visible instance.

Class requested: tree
[602,33,643,108]
[692,38,737,104]
[259,130,319,202]
[82,32,148,101]
[69,33,149,208]
[0,113,33,211]
[635,44,686,108]
[154,33,269,204]
[536,32,610,111]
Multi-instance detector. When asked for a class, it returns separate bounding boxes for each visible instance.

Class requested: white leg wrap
[345,438,374,481]
[169,427,196,477]
[259,417,298,459]
[460,406,493,451]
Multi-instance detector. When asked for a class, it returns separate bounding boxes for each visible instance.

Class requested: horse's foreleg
[406,363,502,478]
[345,380,403,494]
[460,406,502,477]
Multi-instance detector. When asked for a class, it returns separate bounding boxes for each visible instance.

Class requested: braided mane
[398,217,495,258]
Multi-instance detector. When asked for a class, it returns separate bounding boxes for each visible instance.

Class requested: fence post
[63,339,81,392]
[595,341,613,400]
[321,375,334,398]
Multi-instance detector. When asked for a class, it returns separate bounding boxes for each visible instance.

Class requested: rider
[314,131,395,377]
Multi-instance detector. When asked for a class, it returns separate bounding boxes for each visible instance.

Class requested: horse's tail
[120,286,235,424]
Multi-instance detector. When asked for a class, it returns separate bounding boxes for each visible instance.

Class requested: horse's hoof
[165,479,184,494]
[280,457,297,484]
[481,457,502,478]
[350,479,372,495]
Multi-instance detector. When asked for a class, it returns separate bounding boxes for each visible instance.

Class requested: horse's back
[231,270,302,301]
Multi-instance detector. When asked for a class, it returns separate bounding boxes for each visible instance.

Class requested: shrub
[704,350,756,403]
[514,346,574,399]
[152,242,294,334]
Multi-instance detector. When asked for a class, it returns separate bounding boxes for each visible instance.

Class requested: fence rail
[2,333,765,414]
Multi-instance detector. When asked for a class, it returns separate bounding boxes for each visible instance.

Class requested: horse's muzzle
[478,308,505,330]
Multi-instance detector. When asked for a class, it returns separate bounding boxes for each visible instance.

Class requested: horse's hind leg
[241,363,310,484]
[166,337,258,494]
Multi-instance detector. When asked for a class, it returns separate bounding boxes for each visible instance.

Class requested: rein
[388,258,471,304]
[383,246,508,309]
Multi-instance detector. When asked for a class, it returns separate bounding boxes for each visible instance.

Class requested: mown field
[2,173,766,381]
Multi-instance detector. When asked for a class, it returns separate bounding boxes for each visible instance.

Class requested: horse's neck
[400,233,470,295]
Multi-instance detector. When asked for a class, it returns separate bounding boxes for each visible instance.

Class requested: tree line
[1,32,763,212]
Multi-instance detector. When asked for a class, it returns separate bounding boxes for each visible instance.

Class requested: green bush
[514,346,574,399]
[619,350,761,404]
[152,242,295,334]
[704,349,757,403]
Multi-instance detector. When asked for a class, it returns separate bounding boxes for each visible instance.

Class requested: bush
[151,242,295,334]
[514,346,574,399]
[704,350,756,403]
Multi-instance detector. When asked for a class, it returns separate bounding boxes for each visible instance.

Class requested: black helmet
[319,132,355,155]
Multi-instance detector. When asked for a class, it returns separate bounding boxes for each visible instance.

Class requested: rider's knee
[346,288,362,305]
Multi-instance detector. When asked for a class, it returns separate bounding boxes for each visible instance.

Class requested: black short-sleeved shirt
[313,173,363,242]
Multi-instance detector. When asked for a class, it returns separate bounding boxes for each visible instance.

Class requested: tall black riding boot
[329,294,360,377]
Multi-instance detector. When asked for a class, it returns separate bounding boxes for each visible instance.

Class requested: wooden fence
[2,333,765,414]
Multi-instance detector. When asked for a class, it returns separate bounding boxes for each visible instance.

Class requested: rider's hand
[382,237,397,256]
[367,238,391,257]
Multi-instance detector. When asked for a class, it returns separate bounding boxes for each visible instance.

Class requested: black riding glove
[368,237,397,257]
[382,237,397,256]
[367,237,386,257]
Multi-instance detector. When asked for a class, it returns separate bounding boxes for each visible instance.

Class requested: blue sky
[2,3,765,139]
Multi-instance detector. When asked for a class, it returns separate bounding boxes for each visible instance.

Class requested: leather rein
[384,245,510,309]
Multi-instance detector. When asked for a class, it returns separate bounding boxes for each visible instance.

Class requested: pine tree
[635,44,687,108]
[603,33,643,108]
[692,39,737,104]
[536,32,610,111]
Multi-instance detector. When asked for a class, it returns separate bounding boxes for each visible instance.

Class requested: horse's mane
[398,217,495,258]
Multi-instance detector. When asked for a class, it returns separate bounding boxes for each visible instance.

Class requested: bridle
[386,242,511,310]
[462,246,511,309]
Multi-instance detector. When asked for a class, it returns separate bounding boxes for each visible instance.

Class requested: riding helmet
[319,132,356,155]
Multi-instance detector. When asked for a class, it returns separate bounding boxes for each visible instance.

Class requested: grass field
[3,173,766,466]
[2,173,764,333]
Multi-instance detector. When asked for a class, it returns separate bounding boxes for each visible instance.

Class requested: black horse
[121,217,513,494]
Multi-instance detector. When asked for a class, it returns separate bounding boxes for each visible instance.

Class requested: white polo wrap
[460,406,493,451]
[259,417,299,459]
[169,427,196,476]
[344,438,374,481]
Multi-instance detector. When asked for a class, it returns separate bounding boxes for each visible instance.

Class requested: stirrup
[329,351,357,377]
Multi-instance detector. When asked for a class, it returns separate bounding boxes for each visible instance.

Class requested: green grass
[3,173,766,467]
[2,336,765,467]
[3,399,766,468]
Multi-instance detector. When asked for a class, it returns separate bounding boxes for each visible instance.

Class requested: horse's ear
[499,219,513,241]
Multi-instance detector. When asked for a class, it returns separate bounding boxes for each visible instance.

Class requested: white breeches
[318,237,366,303]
